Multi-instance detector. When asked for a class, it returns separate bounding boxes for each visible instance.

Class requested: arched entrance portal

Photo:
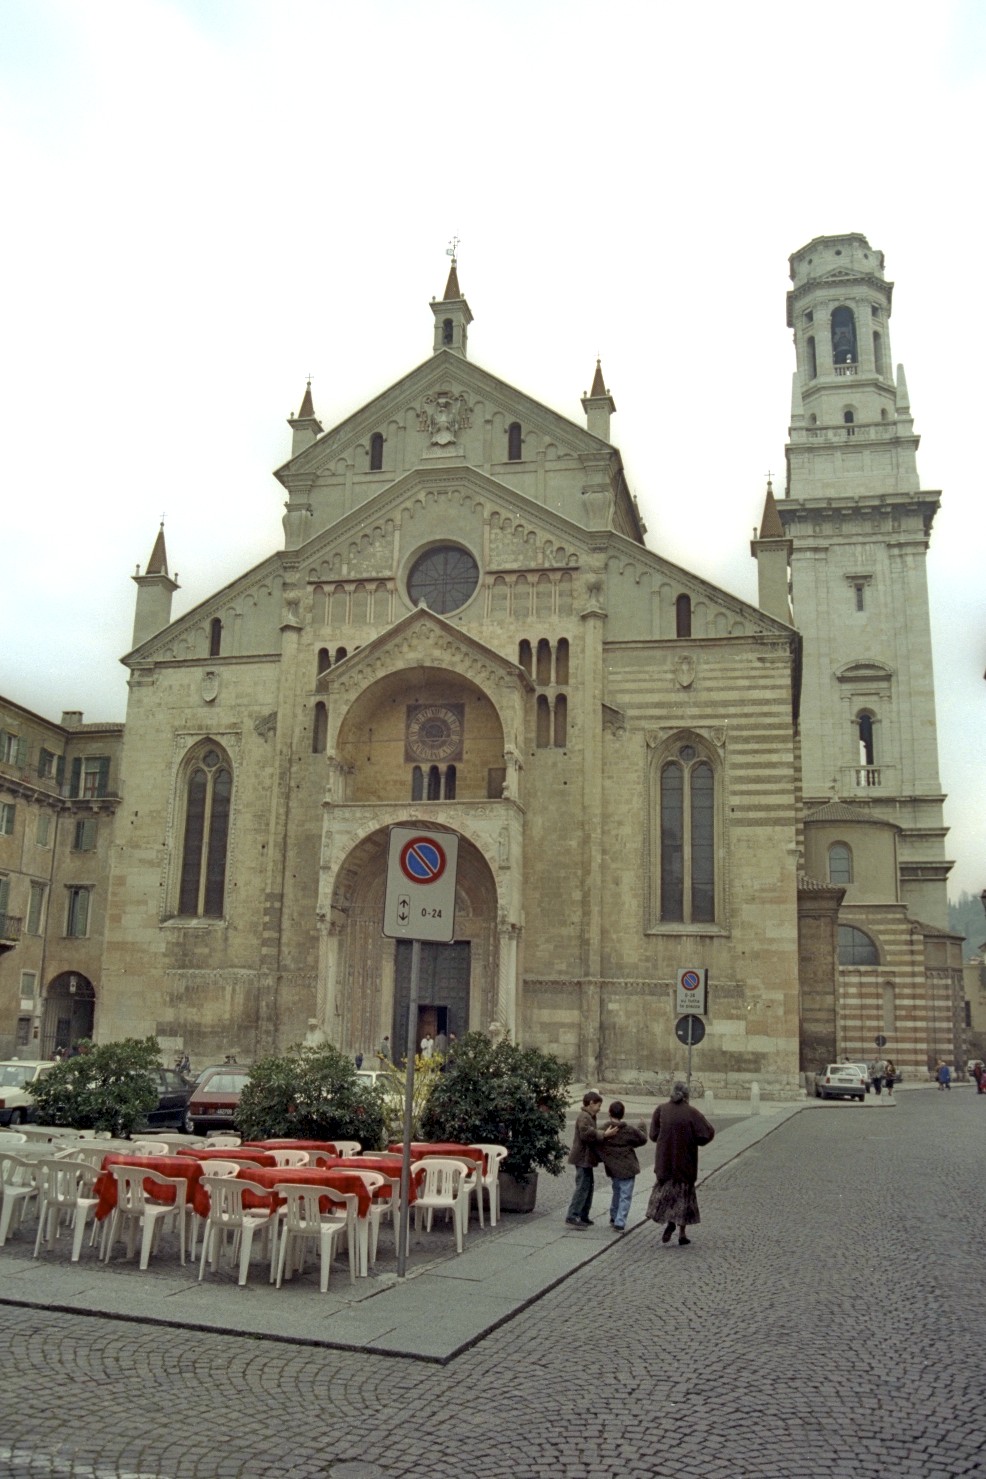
[43,972,95,1058]
[322,828,500,1059]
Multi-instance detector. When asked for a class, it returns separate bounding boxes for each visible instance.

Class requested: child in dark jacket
[596,1100,647,1231]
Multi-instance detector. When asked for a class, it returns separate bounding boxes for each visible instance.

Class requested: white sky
[1,0,983,898]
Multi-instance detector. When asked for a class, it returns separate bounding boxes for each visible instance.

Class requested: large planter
[498,1170,539,1213]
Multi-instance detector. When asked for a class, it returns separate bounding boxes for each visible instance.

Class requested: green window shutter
[96,756,110,797]
[55,754,65,787]
[0,877,9,913]
[15,736,28,767]
[69,757,82,797]
[0,730,9,760]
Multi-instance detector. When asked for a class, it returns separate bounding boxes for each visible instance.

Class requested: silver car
[814,1063,867,1101]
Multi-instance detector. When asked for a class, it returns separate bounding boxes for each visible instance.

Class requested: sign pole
[686,1016,694,1094]
[396,937,421,1280]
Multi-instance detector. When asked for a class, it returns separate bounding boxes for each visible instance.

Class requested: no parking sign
[382,826,458,942]
[675,968,708,1015]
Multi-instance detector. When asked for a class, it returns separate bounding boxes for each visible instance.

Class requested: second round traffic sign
[675,1014,706,1046]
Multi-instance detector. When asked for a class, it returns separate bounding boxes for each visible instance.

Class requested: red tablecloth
[94,1155,208,1220]
[187,1147,278,1167]
[313,1154,419,1203]
[386,1142,484,1168]
[227,1166,375,1219]
[240,1140,347,1155]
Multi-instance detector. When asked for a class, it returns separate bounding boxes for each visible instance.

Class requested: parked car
[835,1061,872,1091]
[0,1060,56,1125]
[134,1068,195,1132]
[355,1068,388,1091]
[184,1065,251,1134]
[814,1064,867,1101]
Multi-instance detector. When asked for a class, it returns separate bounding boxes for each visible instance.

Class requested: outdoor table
[93,1154,209,1220]
[387,1141,484,1168]
[230,1166,377,1277]
[312,1154,420,1204]
[187,1147,278,1167]
[240,1140,349,1155]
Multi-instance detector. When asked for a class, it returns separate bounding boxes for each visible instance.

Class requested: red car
[184,1065,250,1135]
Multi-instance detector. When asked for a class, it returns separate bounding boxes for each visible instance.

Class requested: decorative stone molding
[419,392,471,445]
[201,670,220,704]
[253,712,277,742]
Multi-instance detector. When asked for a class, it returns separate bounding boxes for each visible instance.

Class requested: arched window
[444,764,456,801]
[806,335,817,380]
[507,422,522,461]
[553,694,567,749]
[312,702,327,755]
[828,843,852,885]
[838,925,879,966]
[442,318,454,346]
[675,594,692,639]
[536,695,551,748]
[334,647,348,664]
[178,745,232,918]
[536,638,552,686]
[831,306,858,368]
[209,618,222,657]
[369,432,384,471]
[427,765,442,801]
[317,647,331,676]
[518,639,532,678]
[555,638,570,685]
[858,712,875,766]
[411,766,424,801]
[844,409,855,437]
[659,745,715,924]
[873,331,884,376]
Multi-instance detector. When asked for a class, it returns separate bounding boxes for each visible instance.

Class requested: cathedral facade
[1,238,964,1086]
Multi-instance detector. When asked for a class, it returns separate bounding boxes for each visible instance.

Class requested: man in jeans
[565,1092,616,1228]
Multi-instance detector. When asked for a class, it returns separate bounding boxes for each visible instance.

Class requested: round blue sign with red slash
[399,836,448,885]
[680,970,702,992]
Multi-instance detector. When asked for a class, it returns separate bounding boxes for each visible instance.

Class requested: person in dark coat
[596,1100,647,1232]
[564,1092,617,1228]
[646,1082,715,1246]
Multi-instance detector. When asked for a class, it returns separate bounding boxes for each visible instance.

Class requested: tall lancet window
[831,307,858,369]
[178,745,232,918]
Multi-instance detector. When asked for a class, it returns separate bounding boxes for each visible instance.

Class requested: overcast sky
[1,0,983,898]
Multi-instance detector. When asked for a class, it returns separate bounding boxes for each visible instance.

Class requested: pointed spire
[146,523,169,576]
[443,259,461,301]
[287,377,324,457]
[758,481,784,539]
[298,378,315,419]
[581,357,616,440]
[590,359,606,397]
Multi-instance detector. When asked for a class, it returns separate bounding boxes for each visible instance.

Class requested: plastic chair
[412,1158,471,1254]
[197,1159,241,1177]
[32,1159,100,1262]
[0,1153,39,1246]
[468,1144,509,1226]
[271,1184,355,1291]
[268,1150,310,1167]
[204,1134,241,1147]
[130,1140,171,1155]
[0,1131,29,1148]
[330,1141,361,1156]
[102,1166,191,1269]
[198,1175,276,1286]
[54,1145,114,1170]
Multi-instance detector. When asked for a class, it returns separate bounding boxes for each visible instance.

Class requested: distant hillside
[949,891,986,960]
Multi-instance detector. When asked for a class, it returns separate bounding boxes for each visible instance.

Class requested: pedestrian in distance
[434,1029,448,1056]
[377,1035,391,1061]
[884,1058,896,1096]
[973,1062,985,1094]
[596,1100,647,1232]
[420,1033,434,1059]
[564,1092,617,1229]
[868,1058,883,1096]
[937,1060,951,1091]
[647,1081,715,1247]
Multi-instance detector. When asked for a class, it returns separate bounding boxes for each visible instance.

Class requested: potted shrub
[419,1032,572,1211]
[237,1043,386,1148]
[27,1036,160,1138]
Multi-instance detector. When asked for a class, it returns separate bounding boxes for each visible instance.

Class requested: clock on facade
[405,703,465,763]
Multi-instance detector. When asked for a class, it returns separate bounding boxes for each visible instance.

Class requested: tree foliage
[948,891,986,961]
[236,1043,386,1147]
[27,1037,160,1137]
[373,1051,445,1140]
[420,1032,572,1182]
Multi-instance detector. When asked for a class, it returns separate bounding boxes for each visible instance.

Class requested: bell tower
[777,234,951,927]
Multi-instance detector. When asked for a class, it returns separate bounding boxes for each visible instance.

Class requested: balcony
[833,361,858,377]
[0,912,23,953]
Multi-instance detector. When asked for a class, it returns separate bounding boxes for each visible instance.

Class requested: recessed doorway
[393,940,470,1060]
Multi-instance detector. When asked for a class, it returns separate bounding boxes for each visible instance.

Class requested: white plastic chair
[102,1166,191,1269]
[268,1150,310,1167]
[130,1140,171,1155]
[32,1159,100,1262]
[205,1134,241,1147]
[412,1158,471,1254]
[271,1183,355,1291]
[330,1140,361,1156]
[0,1153,39,1246]
[468,1144,509,1226]
[198,1175,276,1286]
[0,1131,28,1148]
[365,1172,402,1265]
[197,1159,241,1177]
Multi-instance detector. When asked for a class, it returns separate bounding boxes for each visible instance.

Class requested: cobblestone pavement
[2,1091,984,1478]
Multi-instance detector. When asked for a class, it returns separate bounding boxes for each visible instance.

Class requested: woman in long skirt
[646,1081,715,1246]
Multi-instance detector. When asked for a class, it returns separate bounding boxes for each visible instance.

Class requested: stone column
[496,921,521,1040]
[317,915,345,1040]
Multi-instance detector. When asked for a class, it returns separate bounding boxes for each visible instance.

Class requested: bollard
[750,1081,761,1115]
[705,1088,714,1107]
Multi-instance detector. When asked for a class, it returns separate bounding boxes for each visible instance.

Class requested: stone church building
[0,236,964,1087]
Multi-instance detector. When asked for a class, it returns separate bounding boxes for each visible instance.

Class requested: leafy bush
[420,1032,572,1182]
[27,1037,160,1137]
[237,1043,386,1147]
[374,1052,445,1141]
